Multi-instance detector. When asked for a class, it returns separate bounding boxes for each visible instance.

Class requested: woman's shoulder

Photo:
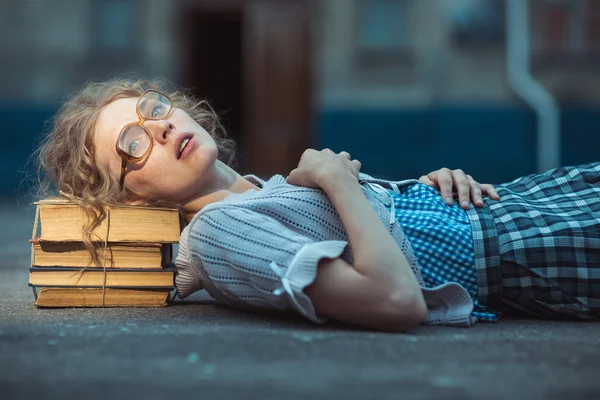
[182,175,336,238]
[182,175,303,226]
[183,172,419,231]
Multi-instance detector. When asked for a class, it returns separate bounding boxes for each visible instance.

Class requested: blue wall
[318,105,600,185]
[0,104,55,200]
[3,104,600,198]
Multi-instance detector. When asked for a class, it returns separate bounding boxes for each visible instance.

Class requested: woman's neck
[182,160,260,223]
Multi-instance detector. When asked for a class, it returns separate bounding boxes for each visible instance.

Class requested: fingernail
[445,197,453,205]
[477,198,482,204]
[461,200,469,208]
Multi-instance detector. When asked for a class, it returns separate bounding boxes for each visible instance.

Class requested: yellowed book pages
[31,240,171,269]
[35,287,170,307]
[36,200,180,243]
[29,268,175,288]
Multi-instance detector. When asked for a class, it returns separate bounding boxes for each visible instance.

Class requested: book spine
[28,267,176,272]
[28,283,176,290]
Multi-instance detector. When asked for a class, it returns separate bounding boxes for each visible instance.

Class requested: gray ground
[1,201,599,400]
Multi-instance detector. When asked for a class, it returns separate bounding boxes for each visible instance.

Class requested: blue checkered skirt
[467,162,600,320]
[390,183,498,321]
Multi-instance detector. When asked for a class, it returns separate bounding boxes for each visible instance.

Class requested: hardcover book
[31,238,172,269]
[28,267,176,289]
[29,198,181,308]
[35,287,172,307]
[36,198,180,243]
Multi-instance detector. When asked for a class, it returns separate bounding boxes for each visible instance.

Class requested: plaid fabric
[390,183,499,322]
[466,162,600,320]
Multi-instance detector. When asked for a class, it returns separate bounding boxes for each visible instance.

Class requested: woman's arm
[287,149,427,331]
[320,174,425,306]
[306,176,427,332]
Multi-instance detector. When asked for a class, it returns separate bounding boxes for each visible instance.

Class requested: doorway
[182,10,244,169]
[180,0,313,177]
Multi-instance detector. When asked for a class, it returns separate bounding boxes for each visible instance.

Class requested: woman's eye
[151,105,163,119]
[128,140,140,154]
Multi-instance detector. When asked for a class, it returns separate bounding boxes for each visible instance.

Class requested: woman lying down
[36,78,600,332]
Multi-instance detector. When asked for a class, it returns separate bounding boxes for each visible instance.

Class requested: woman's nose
[144,119,175,144]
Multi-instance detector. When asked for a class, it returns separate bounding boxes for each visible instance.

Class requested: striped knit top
[175,173,476,326]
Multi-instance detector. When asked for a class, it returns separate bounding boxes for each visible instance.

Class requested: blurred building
[2,0,600,198]
[317,0,600,181]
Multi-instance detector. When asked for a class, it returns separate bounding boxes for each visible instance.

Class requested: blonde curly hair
[35,78,236,265]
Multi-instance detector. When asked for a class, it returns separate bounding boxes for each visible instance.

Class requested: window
[355,0,414,67]
[534,0,600,68]
[87,0,142,68]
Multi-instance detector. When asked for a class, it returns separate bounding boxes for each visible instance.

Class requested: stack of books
[29,198,180,307]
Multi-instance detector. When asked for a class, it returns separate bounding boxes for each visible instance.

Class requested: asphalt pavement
[1,201,599,400]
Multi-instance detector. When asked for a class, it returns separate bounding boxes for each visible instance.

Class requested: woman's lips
[179,137,196,160]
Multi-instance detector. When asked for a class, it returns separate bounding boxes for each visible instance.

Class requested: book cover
[34,287,172,307]
[28,266,176,289]
[35,200,180,243]
[31,238,172,269]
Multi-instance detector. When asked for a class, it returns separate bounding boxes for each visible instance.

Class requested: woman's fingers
[450,169,472,209]
[421,167,500,208]
[435,168,455,206]
[351,159,361,176]
[418,175,437,188]
[467,175,484,208]
[481,184,500,200]
[335,150,360,176]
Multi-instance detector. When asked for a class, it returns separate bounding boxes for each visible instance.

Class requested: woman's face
[94,96,219,203]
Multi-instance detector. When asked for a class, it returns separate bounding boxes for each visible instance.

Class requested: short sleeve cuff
[270,240,349,324]
[175,226,204,298]
[421,282,475,326]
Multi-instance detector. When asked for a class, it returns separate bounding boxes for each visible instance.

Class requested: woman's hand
[286,148,361,189]
[419,168,500,209]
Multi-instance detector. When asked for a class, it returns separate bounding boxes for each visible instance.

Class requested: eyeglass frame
[115,89,174,190]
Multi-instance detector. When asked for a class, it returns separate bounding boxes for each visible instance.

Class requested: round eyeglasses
[115,90,173,190]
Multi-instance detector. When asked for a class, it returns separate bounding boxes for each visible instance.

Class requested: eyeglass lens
[117,125,152,158]
[117,91,172,158]
[138,91,171,120]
